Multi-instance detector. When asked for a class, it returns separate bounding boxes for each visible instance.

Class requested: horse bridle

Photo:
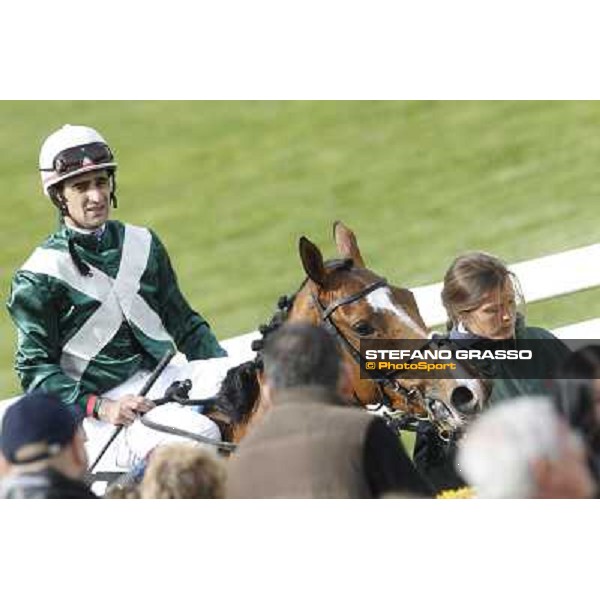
[309,278,426,415]
[259,275,490,441]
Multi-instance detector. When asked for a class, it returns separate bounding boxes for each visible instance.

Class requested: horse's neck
[287,286,321,325]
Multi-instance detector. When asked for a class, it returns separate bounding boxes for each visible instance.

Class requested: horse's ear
[333,220,365,268]
[299,236,327,287]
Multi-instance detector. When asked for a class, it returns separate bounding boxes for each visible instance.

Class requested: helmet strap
[49,187,70,220]
[110,172,118,208]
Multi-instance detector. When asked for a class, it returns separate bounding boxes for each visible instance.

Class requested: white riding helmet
[39,124,117,197]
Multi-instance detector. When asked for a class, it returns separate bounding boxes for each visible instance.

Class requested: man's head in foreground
[0,390,88,480]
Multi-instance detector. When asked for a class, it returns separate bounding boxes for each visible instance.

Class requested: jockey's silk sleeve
[7,271,93,417]
[150,230,227,360]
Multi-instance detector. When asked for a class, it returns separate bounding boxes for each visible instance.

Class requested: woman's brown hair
[441,251,524,331]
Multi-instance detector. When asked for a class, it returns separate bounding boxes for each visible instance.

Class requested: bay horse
[205,221,490,446]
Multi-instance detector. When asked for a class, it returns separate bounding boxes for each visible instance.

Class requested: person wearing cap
[0,391,96,499]
[6,125,226,468]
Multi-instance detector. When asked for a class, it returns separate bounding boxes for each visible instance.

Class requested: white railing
[2,242,599,415]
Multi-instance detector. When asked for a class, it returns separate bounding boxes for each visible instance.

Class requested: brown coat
[226,385,430,499]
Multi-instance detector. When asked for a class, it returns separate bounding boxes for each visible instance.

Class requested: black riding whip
[87,348,176,474]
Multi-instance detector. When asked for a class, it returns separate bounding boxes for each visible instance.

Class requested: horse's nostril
[451,386,476,414]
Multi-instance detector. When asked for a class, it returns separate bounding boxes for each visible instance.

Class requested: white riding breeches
[84,354,239,471]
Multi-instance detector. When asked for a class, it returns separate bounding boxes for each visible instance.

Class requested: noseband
[309,278,425,414]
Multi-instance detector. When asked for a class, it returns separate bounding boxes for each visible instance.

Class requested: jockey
[6,124,227,469]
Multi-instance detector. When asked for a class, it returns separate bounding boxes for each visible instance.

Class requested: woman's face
[461,278,517,340]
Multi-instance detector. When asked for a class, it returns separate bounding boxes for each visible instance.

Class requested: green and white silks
[7,220,226,415]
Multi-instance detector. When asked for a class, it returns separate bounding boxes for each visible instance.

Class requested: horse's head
[287,221,491,438]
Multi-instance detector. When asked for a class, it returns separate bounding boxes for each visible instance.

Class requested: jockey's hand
[98,395,155,426]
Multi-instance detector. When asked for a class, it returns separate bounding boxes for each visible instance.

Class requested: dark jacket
[227,385,433,499]
[414,320,571,493]
[0,468,97,499]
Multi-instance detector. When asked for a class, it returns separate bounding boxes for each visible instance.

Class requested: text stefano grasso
[363,348,533,361]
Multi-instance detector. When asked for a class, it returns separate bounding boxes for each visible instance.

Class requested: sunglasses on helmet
[41,142,114,176]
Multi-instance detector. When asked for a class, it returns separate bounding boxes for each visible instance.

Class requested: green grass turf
[1,100,600,399]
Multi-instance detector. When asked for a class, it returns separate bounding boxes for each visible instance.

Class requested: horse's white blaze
[366,287,487,407]
[366,287,427,337]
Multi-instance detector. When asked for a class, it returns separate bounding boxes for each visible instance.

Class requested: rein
[138,380,238,453]
[139,413,237,453]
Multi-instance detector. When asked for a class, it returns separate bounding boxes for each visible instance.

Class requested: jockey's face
[61,169,111,230]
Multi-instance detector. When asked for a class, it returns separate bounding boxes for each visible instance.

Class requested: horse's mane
[324,258,354,271]
[213,258,356,424]
[214,360,261,423]
[250,257,355,354]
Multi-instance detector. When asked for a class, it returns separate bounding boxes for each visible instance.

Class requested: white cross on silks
[20,224,173,380]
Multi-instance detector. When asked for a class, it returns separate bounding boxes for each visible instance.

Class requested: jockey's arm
[7,272,154,424]
[150,231,227,360]
[8,271,94,418]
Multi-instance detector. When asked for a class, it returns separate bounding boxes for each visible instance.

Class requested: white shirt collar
[65,222,106,238]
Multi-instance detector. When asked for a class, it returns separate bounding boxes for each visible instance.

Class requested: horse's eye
[352,321,375,336]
